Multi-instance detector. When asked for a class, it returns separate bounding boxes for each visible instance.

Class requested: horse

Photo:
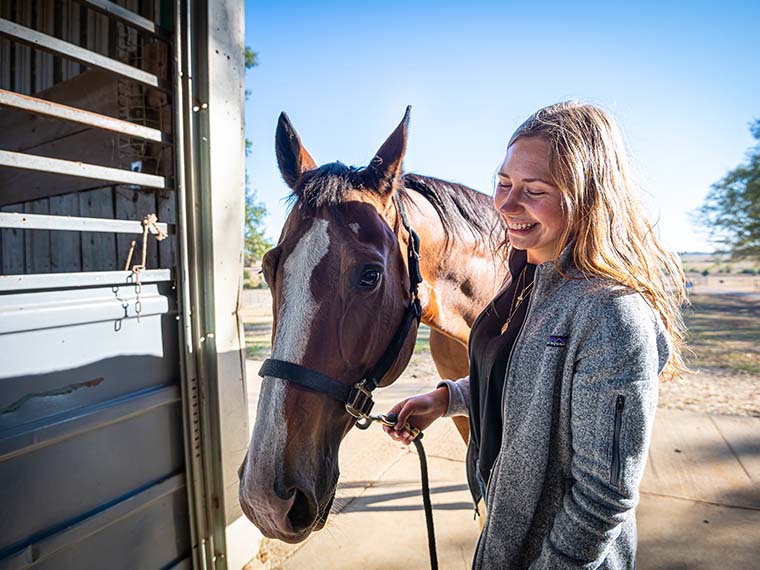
[239,107,505,543]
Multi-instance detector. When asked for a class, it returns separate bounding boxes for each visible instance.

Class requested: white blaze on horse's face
[239,218,330,539]
[272,217,330,362]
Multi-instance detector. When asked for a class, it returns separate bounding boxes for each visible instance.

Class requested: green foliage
[698,119,760,258]
[245,184,272,265]
[701,269,710,276]
[244,47,258,69]
[242,46,269,265]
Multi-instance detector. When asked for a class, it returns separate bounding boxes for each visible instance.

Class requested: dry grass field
[241,276,760,418]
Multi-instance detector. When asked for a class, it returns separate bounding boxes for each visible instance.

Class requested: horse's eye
[359,268,382,288]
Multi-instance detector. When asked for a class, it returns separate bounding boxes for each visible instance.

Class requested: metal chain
[123,214,168,322]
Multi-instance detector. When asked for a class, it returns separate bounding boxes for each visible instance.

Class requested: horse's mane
[291,162,503,251]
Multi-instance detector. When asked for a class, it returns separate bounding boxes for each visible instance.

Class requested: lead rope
[413,434,438,570]
[371,412,437,570]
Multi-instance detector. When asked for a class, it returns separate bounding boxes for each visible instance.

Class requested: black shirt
[468,255,536,490]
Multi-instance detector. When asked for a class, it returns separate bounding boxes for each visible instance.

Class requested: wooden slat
[0,88,163,141]
[0,268,171,291]
[79,187,115,271]
[0,150,166,189]
[0,17,161,89]
[76,0,161,37]
[50,193,82,272]
[0,210,169,234]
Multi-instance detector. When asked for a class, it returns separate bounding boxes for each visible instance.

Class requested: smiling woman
[385,101,689,569]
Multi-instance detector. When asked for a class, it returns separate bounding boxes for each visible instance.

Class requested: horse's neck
[407,193,505,346]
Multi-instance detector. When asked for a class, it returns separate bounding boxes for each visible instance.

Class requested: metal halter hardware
[258,194,422,432]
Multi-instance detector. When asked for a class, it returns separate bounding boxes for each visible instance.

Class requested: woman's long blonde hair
[507,101,688,380]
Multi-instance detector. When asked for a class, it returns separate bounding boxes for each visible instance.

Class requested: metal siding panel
[0,401,185,558]
[0,280,172,335]
[4,482,190,570]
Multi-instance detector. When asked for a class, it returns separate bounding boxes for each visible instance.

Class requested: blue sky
[244,0,759,253]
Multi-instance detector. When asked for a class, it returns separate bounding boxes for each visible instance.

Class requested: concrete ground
[243,358,760,570]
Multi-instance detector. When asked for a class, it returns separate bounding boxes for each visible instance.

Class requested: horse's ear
[275,112,318,190]
[363,106,411,194]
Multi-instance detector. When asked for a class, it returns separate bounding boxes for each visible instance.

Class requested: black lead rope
[414,437,438,570]
[385,412,438,570]
[259,193,438,569]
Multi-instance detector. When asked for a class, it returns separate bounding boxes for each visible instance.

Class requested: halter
[258,194,424,430]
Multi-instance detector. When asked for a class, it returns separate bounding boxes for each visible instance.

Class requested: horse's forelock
[292,162,366,209]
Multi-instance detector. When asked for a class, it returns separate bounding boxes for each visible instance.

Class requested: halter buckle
[346,380,375,420]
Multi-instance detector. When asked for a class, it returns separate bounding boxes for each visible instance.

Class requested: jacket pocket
[611,394,625,487]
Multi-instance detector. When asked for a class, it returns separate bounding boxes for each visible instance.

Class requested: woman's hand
[382,385,450,445]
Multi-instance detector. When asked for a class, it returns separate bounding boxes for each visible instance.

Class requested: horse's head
[239,109,420,542]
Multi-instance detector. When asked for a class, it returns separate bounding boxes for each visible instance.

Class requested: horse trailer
[0,1,257,568]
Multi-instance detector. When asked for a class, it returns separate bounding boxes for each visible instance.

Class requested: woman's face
[494,136,568,264]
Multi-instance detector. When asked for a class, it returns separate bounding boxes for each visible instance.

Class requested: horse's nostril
[287,489,317,533]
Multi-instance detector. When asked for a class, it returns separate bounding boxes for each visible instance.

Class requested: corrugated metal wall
[0,2,197,568]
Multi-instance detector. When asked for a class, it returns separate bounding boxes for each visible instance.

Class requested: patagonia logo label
[547,335,568,347]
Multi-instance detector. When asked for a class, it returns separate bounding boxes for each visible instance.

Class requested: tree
[244,185,272,265]
[698,119,760,258]
[242,46,272,265]
[244,47,258,70]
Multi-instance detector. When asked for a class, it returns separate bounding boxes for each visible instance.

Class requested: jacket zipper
[484,267,541,508]
[611,394,625,487]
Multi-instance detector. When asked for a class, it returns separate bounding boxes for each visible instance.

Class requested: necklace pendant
[500,319,510,335]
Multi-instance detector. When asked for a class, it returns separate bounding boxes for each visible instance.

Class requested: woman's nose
[497,187,522,214]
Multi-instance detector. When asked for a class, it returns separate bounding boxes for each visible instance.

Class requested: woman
[384,101,687,569]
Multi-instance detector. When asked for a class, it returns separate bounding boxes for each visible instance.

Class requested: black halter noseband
[258,195,423,427]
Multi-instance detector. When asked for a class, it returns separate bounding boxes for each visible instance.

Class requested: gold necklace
[500,266,534,335]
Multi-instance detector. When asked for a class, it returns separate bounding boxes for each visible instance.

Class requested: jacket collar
[507,243,582,305]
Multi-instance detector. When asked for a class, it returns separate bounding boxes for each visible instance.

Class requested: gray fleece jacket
[441,249,670,569]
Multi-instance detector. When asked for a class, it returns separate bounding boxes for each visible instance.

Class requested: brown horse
[239,108,505,543]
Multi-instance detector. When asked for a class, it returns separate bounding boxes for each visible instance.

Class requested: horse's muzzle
[238,466,321,543]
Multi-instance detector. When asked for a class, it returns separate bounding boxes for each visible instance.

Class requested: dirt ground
[241,288,760,418]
